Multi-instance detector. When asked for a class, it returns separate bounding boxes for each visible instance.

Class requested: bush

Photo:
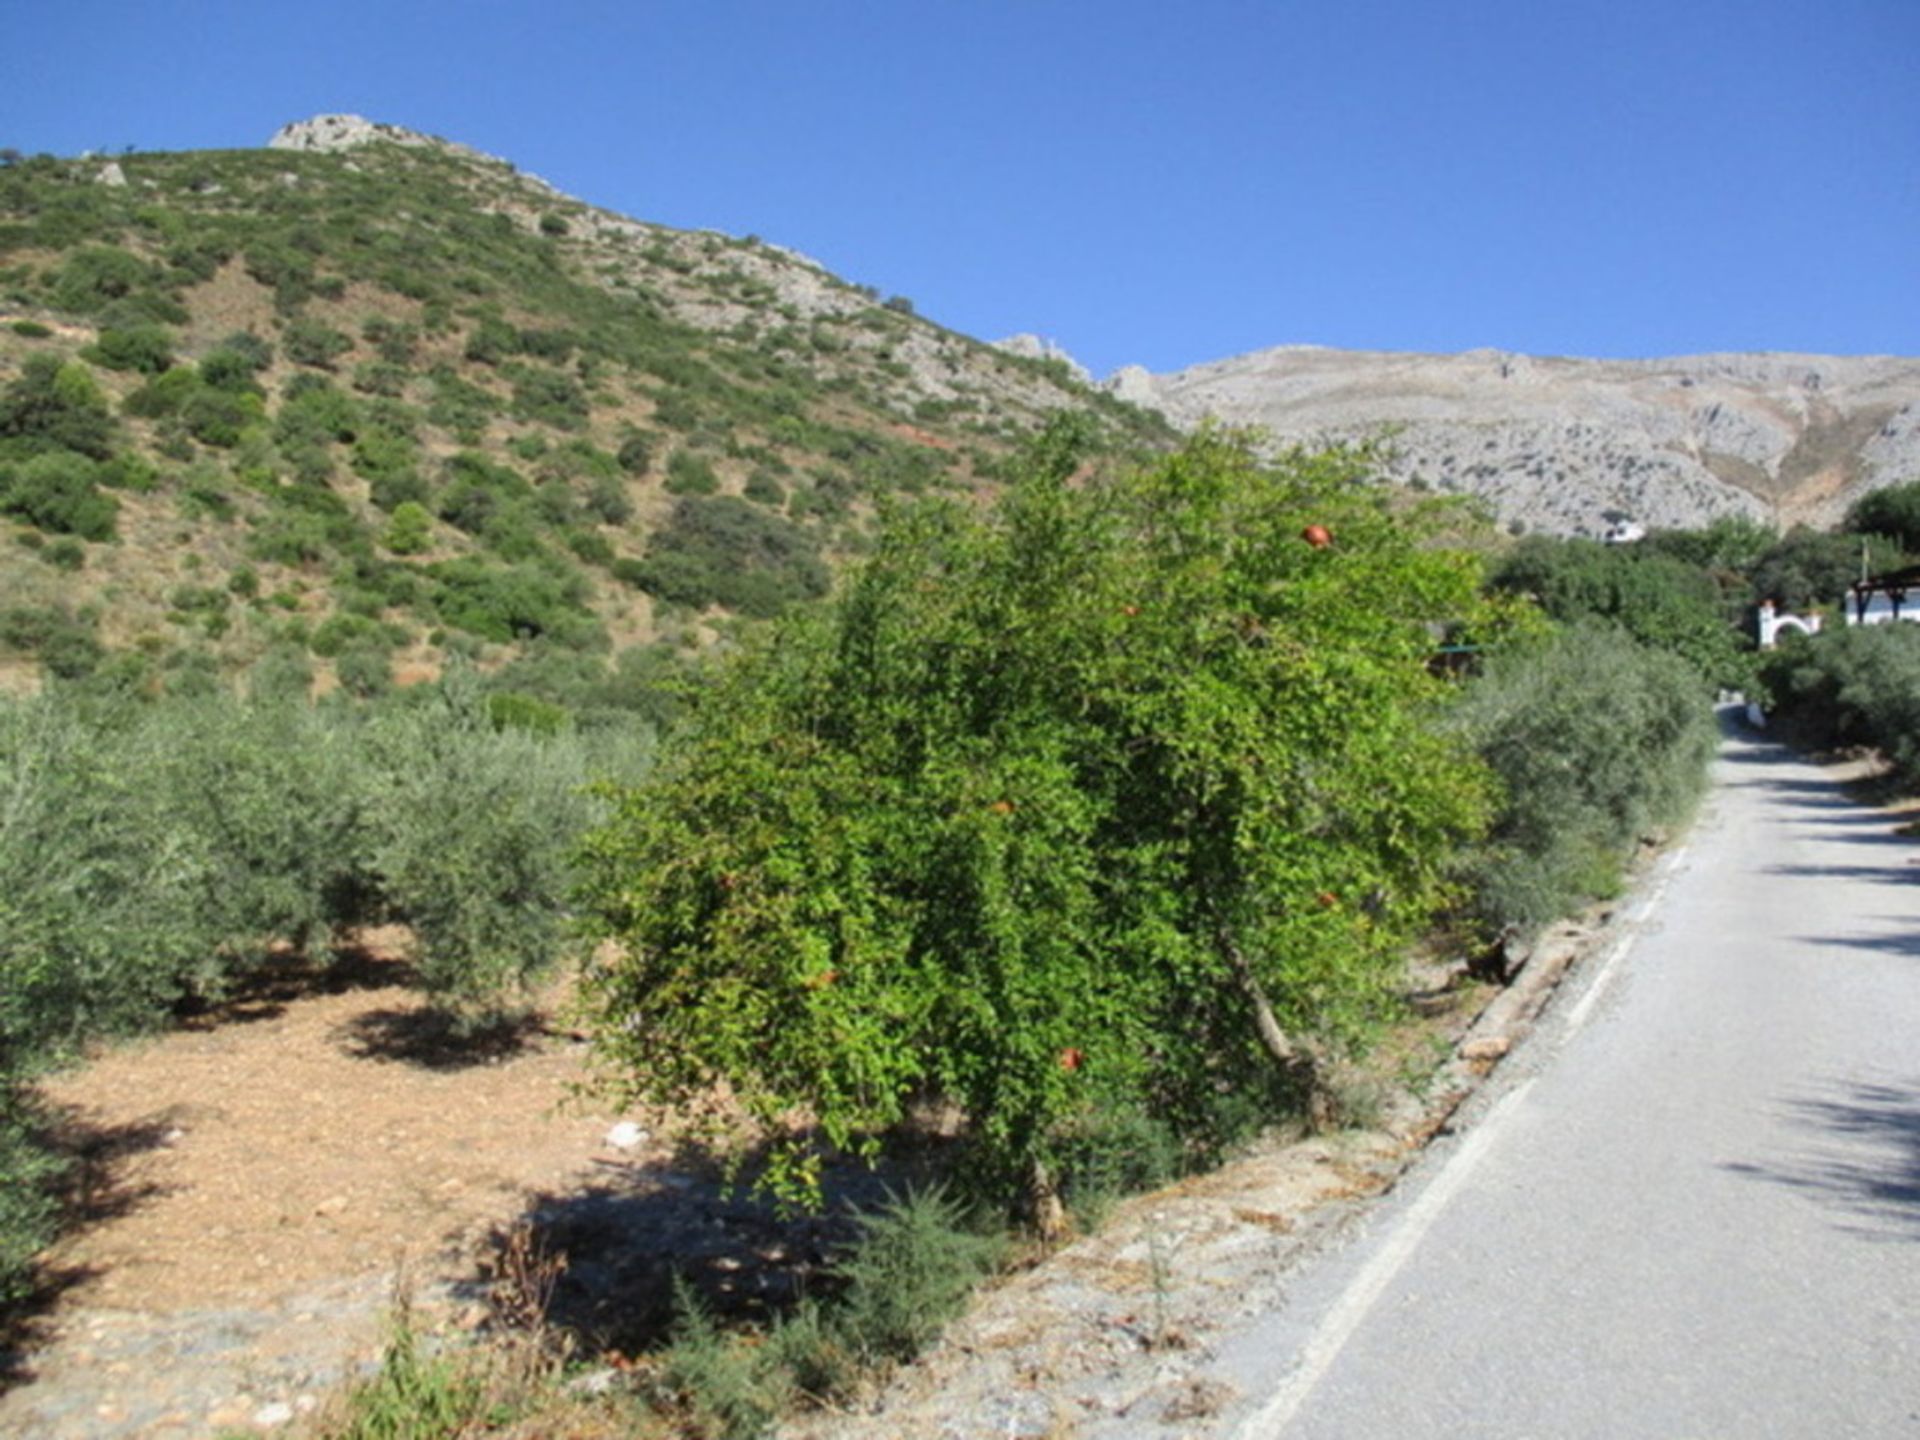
[364,674,597,1016]
[1844,480,1920,554]
[633,495,828,618]
[1488,535,1749,686]
[384,500,432,555]
[426,557,598,646]
[0,451,119,540]
[1450,622,1716,935]
[616,433,652,476]
[664,448,720,496]
[0,695,207,1062]
[85,323,175,374]
[581,427,1497,1213]
[661,1186,1002,1437]
[1759,623,1920,785]
[154,697,384,968]
[49,245,150,314]
[0,356,116,459]
[283,318,353,370]
[1751,527,1903,614]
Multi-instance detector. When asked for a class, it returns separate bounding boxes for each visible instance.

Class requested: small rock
[567,1366,621,1397]
[255,1400,295,1427]
[1461,1035,1512,1062]
[161,1126,186,1146]
[315,1195,349,1217]
[95,162,126,187]
[604,1120,648,1150]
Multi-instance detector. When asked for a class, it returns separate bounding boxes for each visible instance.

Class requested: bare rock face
[1107,345,1920,536]
[993,334,1092,386]
[268,114,415,153]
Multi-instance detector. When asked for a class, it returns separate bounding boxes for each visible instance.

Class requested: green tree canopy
[578,427,1496,1216]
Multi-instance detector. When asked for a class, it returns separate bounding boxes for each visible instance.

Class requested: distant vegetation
[0,137,1170,712]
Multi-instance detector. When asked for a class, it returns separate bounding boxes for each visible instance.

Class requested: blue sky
[6,1,1915,376]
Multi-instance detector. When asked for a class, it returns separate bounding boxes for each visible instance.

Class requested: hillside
[1108,345,1920,537]
[0,115,1169,705]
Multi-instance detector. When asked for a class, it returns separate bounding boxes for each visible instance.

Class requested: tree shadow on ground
[466,1130,955,1359]
[0,1108,184,1396]
[1801,930,1920,960]
[333,1006,543,1070]
[1722,1075,1920,1242]
[172,941,414,1031]
[0,1262,94,1397]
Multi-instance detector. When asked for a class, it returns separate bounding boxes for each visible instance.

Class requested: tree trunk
[1027,1157,1067,1242]
[1213,917,1323,1099]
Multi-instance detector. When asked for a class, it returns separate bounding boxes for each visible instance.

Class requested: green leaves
[580,428,1498,1207]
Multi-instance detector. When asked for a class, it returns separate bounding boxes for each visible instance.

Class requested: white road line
[1234,839,1694,1436]
[1232,1077,1537,1438]
[1561,842,1685,1034]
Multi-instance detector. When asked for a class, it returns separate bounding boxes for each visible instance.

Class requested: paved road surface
[1208,720,1920,1438]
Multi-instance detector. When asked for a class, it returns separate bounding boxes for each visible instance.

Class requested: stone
[604,1120,648,1150]
[255,1400,295,1427]
[1461,1035,1512,1062]
[95,162,126,187]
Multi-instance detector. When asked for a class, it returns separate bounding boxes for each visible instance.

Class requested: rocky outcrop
[992,334,1093,386]
[1106,346,1920,536]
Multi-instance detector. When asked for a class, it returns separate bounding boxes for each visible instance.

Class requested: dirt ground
[0,910,1587,1440]
[0,938,665,1436]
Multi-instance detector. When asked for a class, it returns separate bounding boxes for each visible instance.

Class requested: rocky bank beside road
[786,902,1631,1440]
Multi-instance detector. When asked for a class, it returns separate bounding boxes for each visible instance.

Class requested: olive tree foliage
[1449,622,1717,937]
[578,427,1496,1212]
[364,670,623,1020]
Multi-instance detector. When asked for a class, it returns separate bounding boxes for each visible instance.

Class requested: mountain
[1105,345,1920,537]
[0,116,1169,704]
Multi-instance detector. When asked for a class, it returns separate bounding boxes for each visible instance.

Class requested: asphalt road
[1210,718,1920,1438]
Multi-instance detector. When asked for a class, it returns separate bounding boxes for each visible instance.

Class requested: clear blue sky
[6,1,1915,376]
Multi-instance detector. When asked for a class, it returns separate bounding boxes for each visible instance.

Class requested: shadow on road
[1723,1075,1920,1242]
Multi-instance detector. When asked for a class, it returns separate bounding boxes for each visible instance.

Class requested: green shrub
[507,363,588,431]
[664,448,720,496]
[616,433,652,476]
[1750,527,1903,614]
[0,695,207,1070]
[0,356,117,459]
[742,469,786,507]
[831,1187,1005,1364]
[364,674,595,1017]
[9,320,51,339]
[583,475,633,525]
[1450,622,1716,935]
[283,318,353,370]
[384,500,433,555]
[1488,535,1750,686]
[581,428,1498,1213]
[1759,623,1920,785]
[425,557,598,646]
[49,245,150,314]
[633,495,827,617]
[85,323,175,374]
[40,537,85,571]
[1845,480,1920,554]
[154,696,384,968]
[0,451,118,540]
